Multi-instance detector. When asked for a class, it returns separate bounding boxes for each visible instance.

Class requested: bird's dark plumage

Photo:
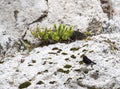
[83,55,96,65]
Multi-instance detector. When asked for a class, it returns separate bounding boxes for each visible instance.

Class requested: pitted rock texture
[0,0,107,38]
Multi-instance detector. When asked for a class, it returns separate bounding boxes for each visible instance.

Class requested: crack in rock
[28,11,48,25]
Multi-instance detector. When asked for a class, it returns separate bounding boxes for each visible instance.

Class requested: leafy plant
[30,23,74,44]
[84,31,92,36]
[53,23,74,41]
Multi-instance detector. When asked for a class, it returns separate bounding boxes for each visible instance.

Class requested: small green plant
[30,23,74,45]
[30,26,51,42]
[53,23,74,41]
[18,81,31,89]
[84,31,92,36]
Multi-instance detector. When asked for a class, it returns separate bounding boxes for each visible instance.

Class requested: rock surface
[0,33,120,89]
[0,0,120,89]
[0,0,106,37]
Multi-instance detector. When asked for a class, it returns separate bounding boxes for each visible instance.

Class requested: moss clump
[82,49,88,52]
[79,61,83,65]
[70,55,76,59]
[30,24,74,44]
[84,31,92,36]
[57,49,62,53]
[84,70,89,74]
[36,80,44,85]
[57,68,69,74]
[18,81,31,89]
[89,50,94,53]
[32,60,36,63]
[28,64,33,66]
[62,52,68,55]
[49,81,57,84]
[70,47,80,51]
[43,69,48,73]
[52,47,59,50]
[74,69,81,72]
[64,64,72,68]
[49,62,53,64]
[65,58,69,61]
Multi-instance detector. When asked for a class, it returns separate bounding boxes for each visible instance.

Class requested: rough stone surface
[0,0,120,89]
[0,33,120,89]
[0,0,107,37]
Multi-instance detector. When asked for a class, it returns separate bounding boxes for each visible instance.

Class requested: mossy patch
[49,81,57,84]
[89,50,94,53]
[57,49,62,53]
[32,60,36,63]
[49,62,53,64]
[83,70,89,74]
[62,52,68,55]
[74,69,81,72]
[28,64,33,66]
[18,81,31,89]
[36,80,44,85]
[64,64,72,68]
[79,61,83,65]
[82,49,88,52]
[70,47,80,51]
[57,68,69,74]
[70,55,76,59]
[52,47,59,50]
[65,58,70,61]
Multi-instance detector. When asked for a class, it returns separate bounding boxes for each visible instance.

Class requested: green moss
[62,52,68,55]
[18,81,31,89]
[89,50,94,53]
[74,69,81,72]
[36,80,44,85]
[80,54,85,58]
[52,47,59,50]
[28,64,33,66]
[64,64,72,68]
[79,61,83,65]
[43,70,48,73]
[49,81,57,84]
[84,31,92,36]
[82,49,87,52]
[70,47,80,51]
[57,49,62,53]
[65,58,69,61]
[57,68,69,74]
[70,55,76,59]
[84,70,89,74]
[30,23,74,44]
[37,72,41,74]
[32,60,36,63]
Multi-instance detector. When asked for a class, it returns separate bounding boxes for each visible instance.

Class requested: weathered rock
[0,0,107,38]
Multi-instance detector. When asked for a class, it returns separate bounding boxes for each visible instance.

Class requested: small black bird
[82,55,96,65]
